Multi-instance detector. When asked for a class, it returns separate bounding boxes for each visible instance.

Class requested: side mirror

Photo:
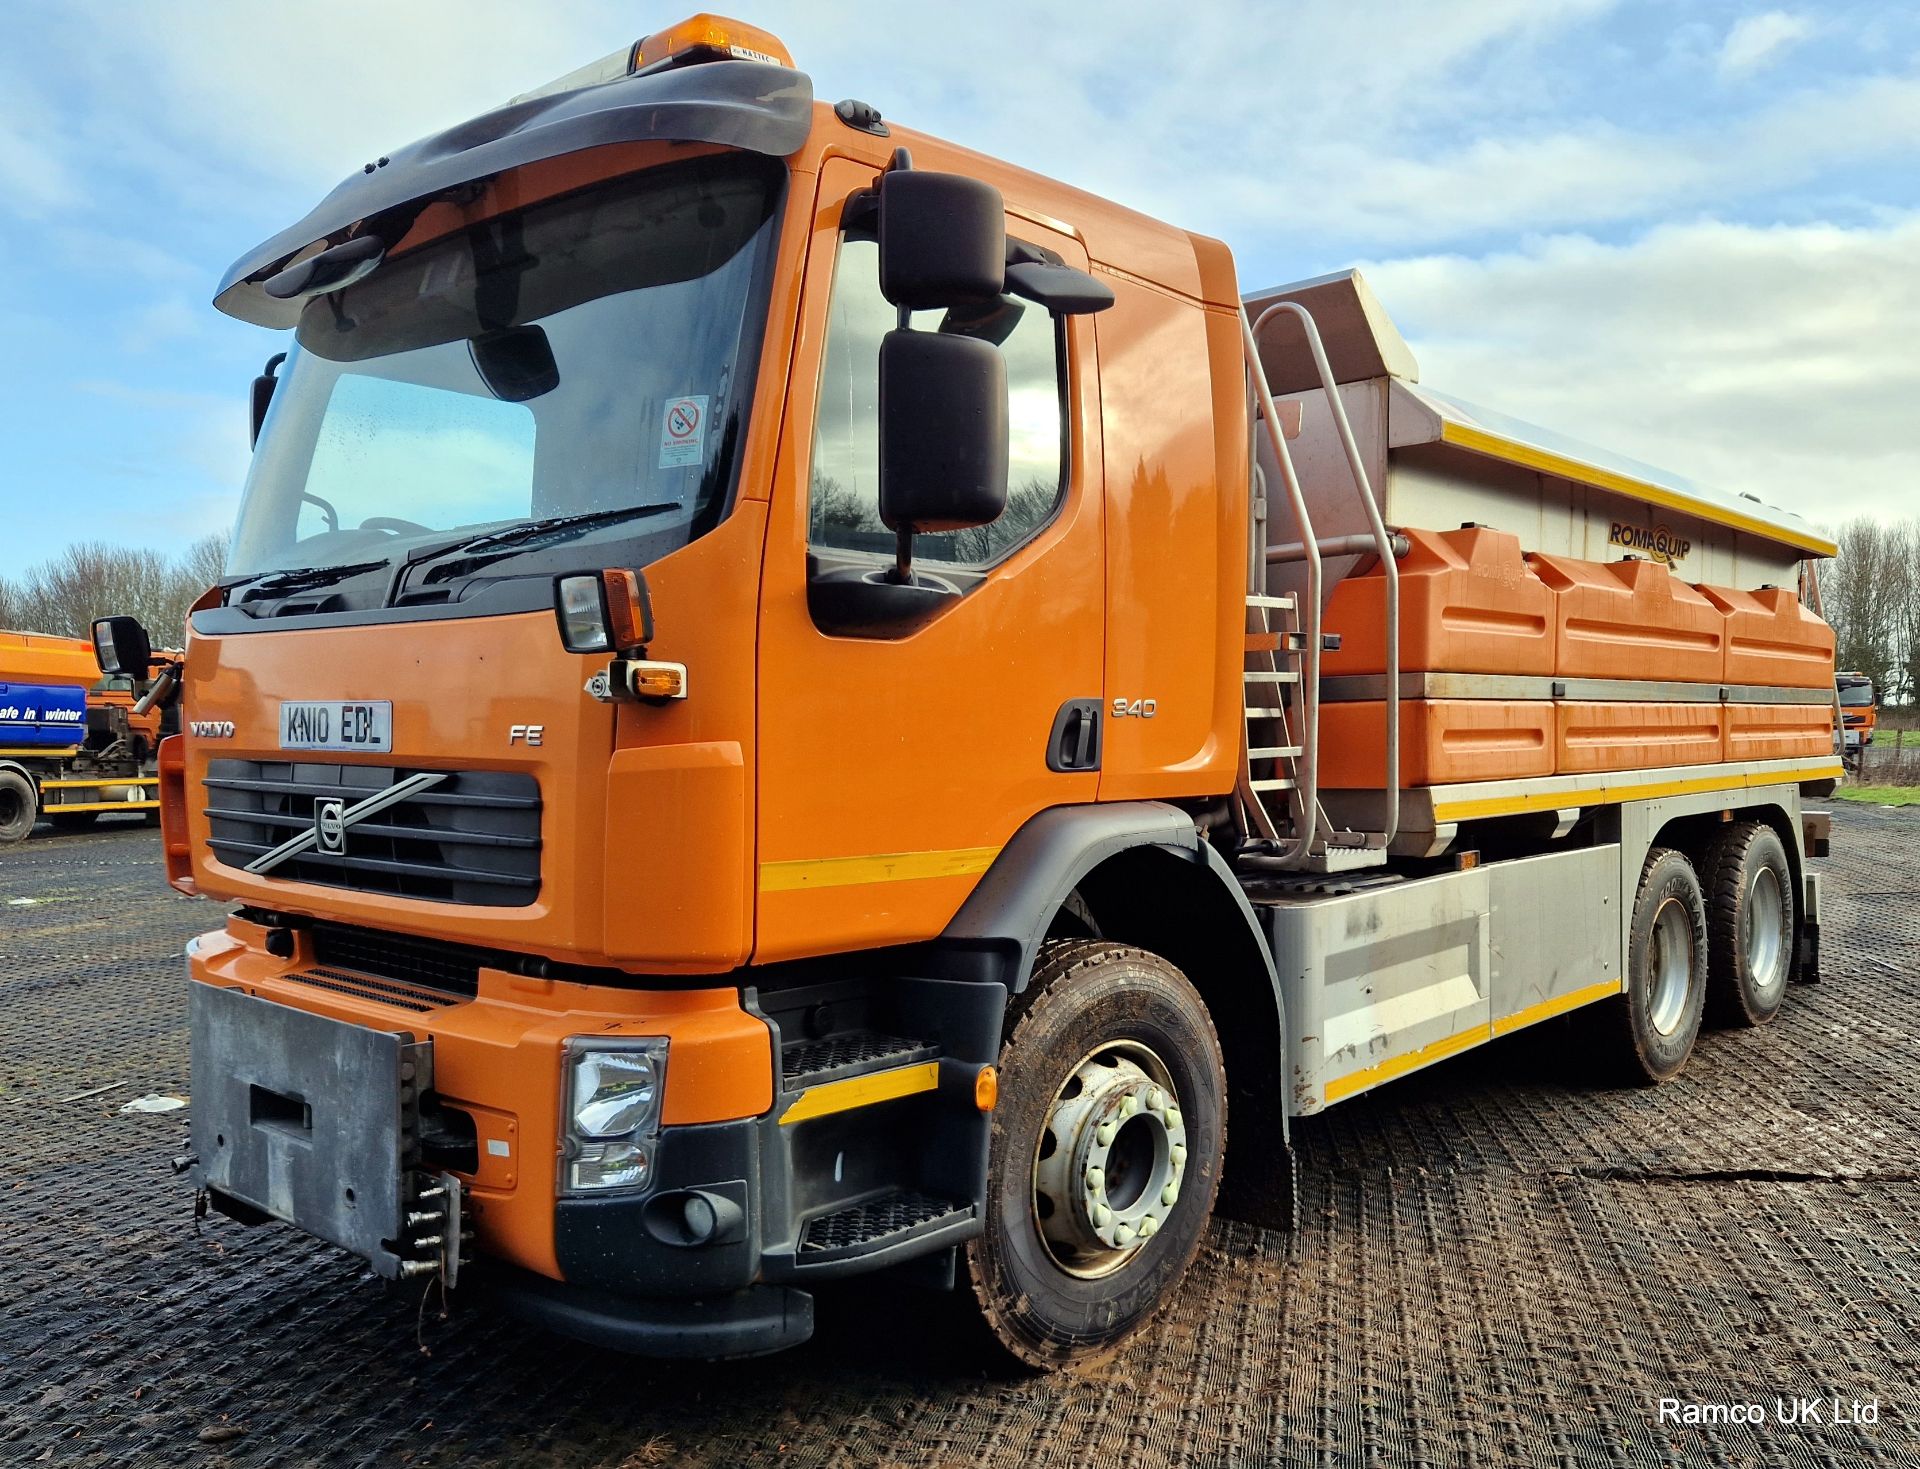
[879,171,1005,309]
[250,351,287,449]
[879,329,1008,540]
[92,615,154,678]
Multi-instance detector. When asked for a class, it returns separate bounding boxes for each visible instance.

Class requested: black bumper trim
[480,1265,813,1359]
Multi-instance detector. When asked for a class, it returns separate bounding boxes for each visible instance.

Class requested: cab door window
[807,232,1067,568]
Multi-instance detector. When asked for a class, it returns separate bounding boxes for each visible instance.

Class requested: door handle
[1046,699,1102,772]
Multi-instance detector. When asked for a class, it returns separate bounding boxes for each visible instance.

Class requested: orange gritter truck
[0,629,170,841]
[101,16,1841,1367]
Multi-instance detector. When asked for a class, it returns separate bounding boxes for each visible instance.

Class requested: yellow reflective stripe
[780,1060,941,1125]
[1322,1023,1487,1104]
[758,844,999,893]
[1432,762,1841,823]
[1439,421,1838,557]
[0,747,81,758]
[42,801,160,812]
[1493,978,1623,1037]
[1324,976,1629,1105]
[40,777,159,790]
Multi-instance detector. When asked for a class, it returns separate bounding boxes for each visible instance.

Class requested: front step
[781,1032,939,1089]
[799,1189,973,1261]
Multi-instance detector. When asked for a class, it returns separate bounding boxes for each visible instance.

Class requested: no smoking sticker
[658,395,709,468]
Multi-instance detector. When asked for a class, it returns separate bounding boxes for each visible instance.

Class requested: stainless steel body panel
[1262,865,1491,1115]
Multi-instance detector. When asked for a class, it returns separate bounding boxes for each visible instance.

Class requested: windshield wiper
[225,559,391,600]
[418,503,681,583]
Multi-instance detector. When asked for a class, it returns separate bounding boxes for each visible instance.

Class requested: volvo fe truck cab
[111,16,1839,1368]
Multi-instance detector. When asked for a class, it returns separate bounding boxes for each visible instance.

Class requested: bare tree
[176,533,230,598]
[1822,516,1918,706]
[2,533,231,646]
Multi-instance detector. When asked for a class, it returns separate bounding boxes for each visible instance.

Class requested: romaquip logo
[1608,521,1692,566]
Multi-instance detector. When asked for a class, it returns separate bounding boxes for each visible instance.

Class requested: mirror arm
[887,296,916,582]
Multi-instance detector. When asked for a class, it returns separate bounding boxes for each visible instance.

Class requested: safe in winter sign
[658,395,709,468]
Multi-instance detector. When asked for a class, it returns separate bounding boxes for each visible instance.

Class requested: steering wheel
[300,491,339,533]
[359,516,433,535]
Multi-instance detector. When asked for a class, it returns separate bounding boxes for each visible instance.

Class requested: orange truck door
[754,158,1106,963]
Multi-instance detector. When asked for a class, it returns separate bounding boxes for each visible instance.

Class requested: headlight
[562,1038,667,1194]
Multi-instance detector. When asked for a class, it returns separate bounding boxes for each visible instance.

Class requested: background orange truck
[0,629,170,841]
[100,15,1839,1367]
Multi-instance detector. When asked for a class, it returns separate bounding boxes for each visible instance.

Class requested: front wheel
[0,770,38,843]
[964,940,1225,1370]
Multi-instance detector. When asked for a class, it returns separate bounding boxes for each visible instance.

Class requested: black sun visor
[214,59,812,329]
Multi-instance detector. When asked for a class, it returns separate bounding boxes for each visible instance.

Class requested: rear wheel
[964,940,1226,1370]
[1600,847,1708,1084]
[0,770,37,843]
[1704,823,1794,1027]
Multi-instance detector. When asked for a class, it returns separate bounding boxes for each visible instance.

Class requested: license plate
[279,700,392,753]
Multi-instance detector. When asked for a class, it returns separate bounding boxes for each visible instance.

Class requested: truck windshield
[1837,679,1874,707]
[227,152,784,597]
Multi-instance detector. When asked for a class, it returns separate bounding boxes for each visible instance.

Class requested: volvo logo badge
[314,799,347,854]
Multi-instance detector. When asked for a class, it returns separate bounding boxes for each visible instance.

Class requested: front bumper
[185,933,1001,1359]
[480,1267,813,1359]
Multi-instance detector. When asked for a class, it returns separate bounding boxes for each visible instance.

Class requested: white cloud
[1719,11,1815,78]
[1362,213,1920,532]
[0,103,77,216]
[120,297,203,355]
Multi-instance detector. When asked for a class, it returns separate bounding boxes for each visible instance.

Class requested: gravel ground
[2,806,1918,1468]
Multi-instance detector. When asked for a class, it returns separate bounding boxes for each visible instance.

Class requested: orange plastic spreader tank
[1724,702,1836,762]
[1322,526,1555,677]
[1528,555,1725,683]
[1315,540,1836,789]
[1555,702,1723,773]
[1318,699,1553,788]
[1698,584,1835,689]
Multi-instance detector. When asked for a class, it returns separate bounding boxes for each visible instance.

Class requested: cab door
[754,158,1105,963]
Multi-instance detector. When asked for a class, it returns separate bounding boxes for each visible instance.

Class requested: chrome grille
[204,760,540,906]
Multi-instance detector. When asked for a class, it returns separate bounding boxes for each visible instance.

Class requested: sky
[1,0,1917,576]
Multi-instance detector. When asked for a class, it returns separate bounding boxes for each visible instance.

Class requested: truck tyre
[0,770,37,843]
[1703,822,1793,1027]
[964,939,1226,1370]
[1601,847,1708,1085]
[49,810,100,831]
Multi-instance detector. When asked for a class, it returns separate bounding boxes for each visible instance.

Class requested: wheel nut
[1096,1120,1117,1146]
[1171,1143,1187,1168]
[1147,1087,1166,1112]
[1086,1166,1105,1192]
[1113,1223,1134,1246]
[1091,1202,1111,1227]
[1139,1215,1159,1238]
[1161,1183,1179,1207]
[1166,1106,1182,1129]
[1121,1093,1140,1118]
